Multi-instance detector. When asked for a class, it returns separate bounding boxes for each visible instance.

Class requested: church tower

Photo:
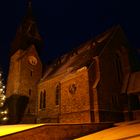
[6,1,43,123]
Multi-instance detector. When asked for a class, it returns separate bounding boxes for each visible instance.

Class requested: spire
[10,0,43,56]
[28,0,32,7]
[26,0,33,18]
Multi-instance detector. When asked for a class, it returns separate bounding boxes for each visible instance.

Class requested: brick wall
[37,74,64,122]
[60,67,91,123]
[6,45,42,123]
[97,31,130,122]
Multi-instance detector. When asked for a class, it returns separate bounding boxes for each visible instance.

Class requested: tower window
[28,108,31,114]
[29,89,31,96]
[43,90,46,108]
[40,91,43,109]
[55,83,61,105]
[30,71,33,77]
[111,95,118,108]
[114,54,123,83]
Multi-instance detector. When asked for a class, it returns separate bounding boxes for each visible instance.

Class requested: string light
[0,69,9,124]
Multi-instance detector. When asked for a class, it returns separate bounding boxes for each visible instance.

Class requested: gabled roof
[41,26,120,81]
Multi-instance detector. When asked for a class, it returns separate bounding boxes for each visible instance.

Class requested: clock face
[28,56,38,65]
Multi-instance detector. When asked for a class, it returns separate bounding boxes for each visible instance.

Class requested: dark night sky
[0,0,140,79]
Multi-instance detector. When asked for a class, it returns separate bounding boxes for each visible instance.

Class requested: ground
[0,121,140,139]
[0,124,44,137]
[76,120,140,140]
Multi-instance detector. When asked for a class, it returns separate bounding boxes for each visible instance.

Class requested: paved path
[0,121,140,140]
[0,124,44,137]
[76,121,140,140]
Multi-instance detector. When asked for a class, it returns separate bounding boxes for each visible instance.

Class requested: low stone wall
[0,123,113,140]
[133,110,140,120]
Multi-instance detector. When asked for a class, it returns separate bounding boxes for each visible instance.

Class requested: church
[6,1,140,124]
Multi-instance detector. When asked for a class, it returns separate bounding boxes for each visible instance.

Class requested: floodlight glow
[0,102,4,107]
[0,124,45,136]
[4,109,8,114]
[2,117,8,121]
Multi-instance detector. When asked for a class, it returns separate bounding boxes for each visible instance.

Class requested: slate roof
[41,26,120,81]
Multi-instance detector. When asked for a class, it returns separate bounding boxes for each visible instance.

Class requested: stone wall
[6,50,23,97]
[97,30,130,122]
[6,45,42,123]
[0,123,113,140]
[60,67,91,123]
[37,74,64,122]
[133,110,140,120]
[38,67,91,123]
[20,45,42,116]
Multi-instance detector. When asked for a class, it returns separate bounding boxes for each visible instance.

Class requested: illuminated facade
[37,26,131,123]
[6,2,140,124]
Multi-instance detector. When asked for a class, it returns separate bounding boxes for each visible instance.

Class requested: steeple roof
[10,0,42,56]
[26,0,33,18]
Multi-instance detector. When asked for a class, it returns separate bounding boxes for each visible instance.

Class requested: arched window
[30,71,32,77]
[29,89,31,96]
[115,54,123,83]
[43,90,46,108]
[28,108,31,114]
[40,91,43,109]
[40,90,46,110]
[55,83,61,105]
